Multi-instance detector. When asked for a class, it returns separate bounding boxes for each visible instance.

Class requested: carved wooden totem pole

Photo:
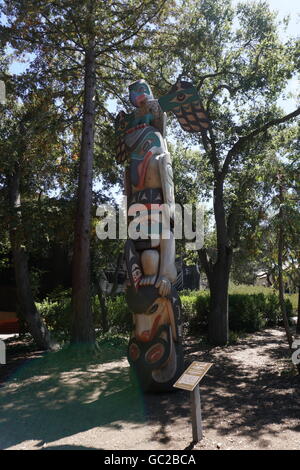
[115,79,209,392]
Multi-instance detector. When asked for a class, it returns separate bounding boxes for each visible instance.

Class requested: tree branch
[206,83,238,111]
[96,0,168,56]
[221,107,300,179]
[198,247,212,281]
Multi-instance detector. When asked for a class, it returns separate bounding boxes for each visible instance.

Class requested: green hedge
[181,292,209,333]
[38,286,294,338]
[181,289,293,334]
[229,293,266,332]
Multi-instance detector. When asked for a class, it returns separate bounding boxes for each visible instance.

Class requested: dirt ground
[0,328,299,450]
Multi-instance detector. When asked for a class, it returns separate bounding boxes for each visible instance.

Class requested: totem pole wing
[158,80,210,133]
[115,110,133,163]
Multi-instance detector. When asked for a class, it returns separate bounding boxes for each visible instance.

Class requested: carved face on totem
[129,80,153,108]
[126,284,183,391]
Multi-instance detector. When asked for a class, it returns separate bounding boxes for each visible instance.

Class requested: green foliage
[96,333,128,347]
[180,294,198,317]
[288,293,298,312]
[181,288,294,334]
[38,291,132,340]
[229,293,267,332]
[229,284,272,294]
[36,286,133,346]
[37,285,295,342]
[106,295,132,334]
[264,292,293,327]
[228,330,245,345]
[37,288,71,341]
[181,292,210,332]
[191,297,210,333]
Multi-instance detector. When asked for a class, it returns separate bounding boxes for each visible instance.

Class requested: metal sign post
[173,361,212,443]
[191,384,202,442]
[0,339,6,365]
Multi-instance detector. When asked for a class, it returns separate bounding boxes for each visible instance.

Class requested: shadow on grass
[0,340,147,449]
[0,336,193,450]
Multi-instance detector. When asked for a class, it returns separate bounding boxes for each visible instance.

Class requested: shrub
[181,288,294,334]
[228,293,266,332]
[181,292,209,334]
[230,285,296,314]
[265,293,293,326]
[288,293,298,312]
[180,294,197,318]
[228,331,245,344]
[37,292,71,341]
[38,284,295,341]
[106,294,132,334]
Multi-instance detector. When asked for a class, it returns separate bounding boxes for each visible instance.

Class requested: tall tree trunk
[71,44,96,344]
[8,163,51,350]
[204,178,231,346]
[209,247,231,346]
[277,182,293,350]
[199,246,231,346]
